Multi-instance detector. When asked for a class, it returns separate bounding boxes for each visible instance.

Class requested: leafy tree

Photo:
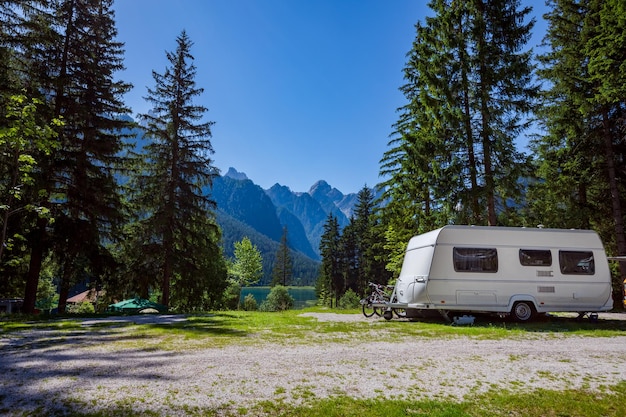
[271,226,292,287]
[130,31,225,309]
[231,237,263,287]
[0,95,60,263]
[35,259,58,314]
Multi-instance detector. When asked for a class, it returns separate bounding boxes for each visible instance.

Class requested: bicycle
[361,281,407,319]
[360,282,391,317]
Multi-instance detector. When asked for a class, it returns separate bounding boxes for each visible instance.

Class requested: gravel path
[2,313,626,415]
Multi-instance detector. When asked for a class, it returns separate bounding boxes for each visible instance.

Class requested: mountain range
[212,168,360,285]
[124,118,361,285]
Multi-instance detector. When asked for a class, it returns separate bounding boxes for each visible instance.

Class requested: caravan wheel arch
[507,296,538,321]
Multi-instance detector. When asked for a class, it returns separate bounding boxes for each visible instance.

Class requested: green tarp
[107,298,168,314]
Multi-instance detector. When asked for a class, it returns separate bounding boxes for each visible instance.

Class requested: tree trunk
[22,219,47,314]
[475,1,497,226]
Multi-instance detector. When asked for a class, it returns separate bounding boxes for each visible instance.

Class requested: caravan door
[395,245,434,304]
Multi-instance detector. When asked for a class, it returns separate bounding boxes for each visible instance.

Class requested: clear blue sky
[112,0,548,194]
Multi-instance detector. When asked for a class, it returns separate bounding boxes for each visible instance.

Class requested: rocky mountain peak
[224,167,249,181]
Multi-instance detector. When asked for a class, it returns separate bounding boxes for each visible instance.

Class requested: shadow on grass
[0,313,251,416]
[405,310,626,333]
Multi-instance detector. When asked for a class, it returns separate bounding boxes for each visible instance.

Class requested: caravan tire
[512,301,535,322]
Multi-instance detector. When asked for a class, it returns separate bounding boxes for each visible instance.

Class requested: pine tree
[272,227,292,287]
[131,31,225,309]
[52,0,132,313]
[339,219,358,295]
[584,0,626,283]
[318,213,341,306]
[530,0,626,297]
[380,0,536,263]
[351,186,388,294]
[2,0,132,312]
[472,0,536,225]
[528,0,597,229]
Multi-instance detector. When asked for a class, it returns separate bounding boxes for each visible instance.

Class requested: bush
[67,301,95,314]
[223,282,242,310]
[259,285,294,312]
[242,293,258,311]
[338,289,360,309]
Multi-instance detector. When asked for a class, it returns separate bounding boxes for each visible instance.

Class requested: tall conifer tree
[380,0,536,270]
[318,213,341,306]
[530,0,626,297]
[132,31,225,309]
[272,227,292,287]
[3,0,132,312]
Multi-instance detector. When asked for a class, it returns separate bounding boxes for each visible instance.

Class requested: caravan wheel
[512,301,535,322]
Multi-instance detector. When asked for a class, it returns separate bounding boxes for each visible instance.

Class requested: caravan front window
[453,248,498,273]
[559,251,595,275]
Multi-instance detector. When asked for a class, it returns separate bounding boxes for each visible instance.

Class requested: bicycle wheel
[373,295,390,317]
[393,308,407,318]
[362,302,376,318]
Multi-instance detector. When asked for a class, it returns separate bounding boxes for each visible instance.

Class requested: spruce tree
[351,186,387,294]
[132,31,225,309]
[380,0,536,264]
[318,213,341,306]
[3,0,132,312]
[530,0,626,297]
[271,227,292,287]
[52,0,132,313]
[584,0,626,283]
[339,218,358,295]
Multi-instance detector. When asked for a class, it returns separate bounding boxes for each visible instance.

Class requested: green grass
[253,383,626,417]
[16,383,626,416]
[2,309,626,416]
[3,308,626,348]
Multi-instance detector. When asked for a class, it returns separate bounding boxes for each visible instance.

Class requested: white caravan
[391,225,614,321]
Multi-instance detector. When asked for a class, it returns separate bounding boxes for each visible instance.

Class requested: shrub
[338,289,360,309]
[223,282,242,310]
[242,293,258,311]
[259,285,294,312]
[67,301,95,314]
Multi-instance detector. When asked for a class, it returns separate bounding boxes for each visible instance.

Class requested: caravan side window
[519,249,552,266]
[559,251,595,275]
[453,248,498,272]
